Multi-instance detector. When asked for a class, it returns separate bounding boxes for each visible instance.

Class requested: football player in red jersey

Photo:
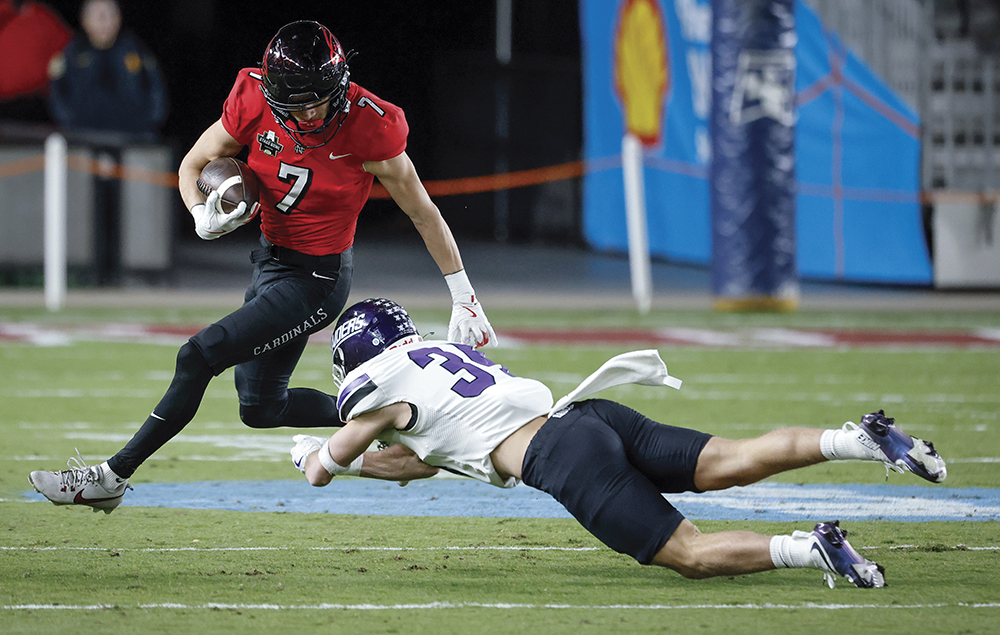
[28,21,488,513]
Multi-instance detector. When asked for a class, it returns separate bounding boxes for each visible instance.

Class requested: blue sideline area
[24,480,1000,522]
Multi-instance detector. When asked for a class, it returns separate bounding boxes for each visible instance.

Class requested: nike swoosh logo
[329,153,352,160]
[74,491,123,505]
[810,541,836,572]
[312,272,337,281]
[463,306,478,318]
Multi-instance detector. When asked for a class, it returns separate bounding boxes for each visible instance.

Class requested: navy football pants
[521,399,712,564]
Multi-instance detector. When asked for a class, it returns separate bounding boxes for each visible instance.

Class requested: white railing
[805,0,1000,192]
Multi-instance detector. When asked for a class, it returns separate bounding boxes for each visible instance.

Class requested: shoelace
[822,571,837,589]
[59,449,102,490]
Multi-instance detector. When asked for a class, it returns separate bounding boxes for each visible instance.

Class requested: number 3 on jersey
[275,162,312,214]
[408,345,511,398]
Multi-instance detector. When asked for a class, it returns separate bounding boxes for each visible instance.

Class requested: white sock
[819,425,878,461]
[769,532,823,570]
[99,462,126,485]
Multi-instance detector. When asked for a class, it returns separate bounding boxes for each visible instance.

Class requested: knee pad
[176,341,212,379]
[239,402,283,429]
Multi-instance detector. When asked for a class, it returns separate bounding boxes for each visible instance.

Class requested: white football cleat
[28,452,131,514]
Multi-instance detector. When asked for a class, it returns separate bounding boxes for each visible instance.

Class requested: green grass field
[2,303,999,634]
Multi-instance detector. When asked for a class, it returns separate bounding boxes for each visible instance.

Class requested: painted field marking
[1,545,601,552]
[2,544,996,553]
[5,322,1000,349]
[17,480,1000,522]
[9,455,288,463]
[4,601,1000,612]
[9,388,996,409]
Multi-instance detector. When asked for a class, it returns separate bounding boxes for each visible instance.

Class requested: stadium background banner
[710,0,798,309]
[581,0,931,284]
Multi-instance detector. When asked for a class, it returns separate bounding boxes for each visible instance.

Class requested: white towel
[548,349,682,416]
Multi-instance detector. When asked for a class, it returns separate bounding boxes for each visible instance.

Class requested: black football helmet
[331,298,421,386]
[260,21,352,149]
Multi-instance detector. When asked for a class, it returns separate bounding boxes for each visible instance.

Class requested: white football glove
[193,190,257,240]
[290,434,326,475]
[445,270,498,348]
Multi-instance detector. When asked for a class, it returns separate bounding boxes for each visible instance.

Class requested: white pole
[44,132,68,312]
[495,0,512,65]
[622,132,652,314]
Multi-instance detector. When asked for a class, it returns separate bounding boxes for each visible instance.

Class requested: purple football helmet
[331,298,420,385]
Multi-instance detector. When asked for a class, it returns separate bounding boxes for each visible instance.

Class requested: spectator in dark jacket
[47,0,167,139]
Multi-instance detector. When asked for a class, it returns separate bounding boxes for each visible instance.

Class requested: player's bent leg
[655,519,886,588]
[236,337,341,429]
[232,263,351,429]
[651,519,774,579]
[693,428,825,491]
[28,339,215,513]
[106,341,215,477]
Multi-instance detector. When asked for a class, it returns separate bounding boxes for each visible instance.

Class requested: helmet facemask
[332,344,349,388]
[260,21,354,150]
[330,299,421,388]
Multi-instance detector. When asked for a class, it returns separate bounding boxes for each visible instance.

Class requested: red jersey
[221,68,408,255]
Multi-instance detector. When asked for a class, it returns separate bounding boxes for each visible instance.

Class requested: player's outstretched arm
[298,403,423,486]
[292,437,438,486]
[364,151,463,275]
[361,444,440,482]
[365,152,498,348]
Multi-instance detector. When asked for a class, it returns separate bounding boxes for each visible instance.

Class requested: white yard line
[4,601,1000,611]
[2,544,996,553]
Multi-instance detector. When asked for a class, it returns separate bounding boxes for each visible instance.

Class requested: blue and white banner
[710,0,798,306]
[581,0,930,284]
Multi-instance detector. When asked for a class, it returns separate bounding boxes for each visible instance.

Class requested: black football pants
[107,245,352,477]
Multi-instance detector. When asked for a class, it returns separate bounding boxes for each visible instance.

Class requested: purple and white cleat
[809,521,885,589]
[858,410,947,483]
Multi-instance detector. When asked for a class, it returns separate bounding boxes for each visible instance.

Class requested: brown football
[196,157,260,214]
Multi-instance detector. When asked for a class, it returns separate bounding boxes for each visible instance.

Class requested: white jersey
[336,341,553,487]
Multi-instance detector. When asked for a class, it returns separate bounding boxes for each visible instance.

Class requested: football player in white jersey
[291,298,948,589]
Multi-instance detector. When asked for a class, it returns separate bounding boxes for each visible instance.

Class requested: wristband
[318,440,363,476]
[444,269,474,301]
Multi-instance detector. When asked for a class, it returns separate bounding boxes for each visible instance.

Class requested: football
[196,157,261,214]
